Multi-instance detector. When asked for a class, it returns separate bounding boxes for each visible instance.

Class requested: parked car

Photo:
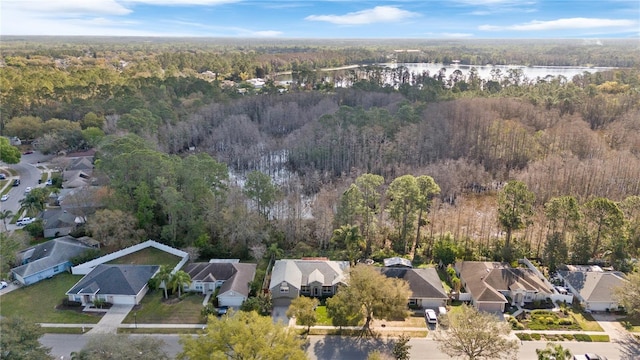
[23,151,33,155]
[573,354,607,360]
[1,194,9,202]
[24,187,32,193]
[12,179,20,186]
[217,306,229,316]
[0,281,7,289]
[425,309,437,324]
[16,217,35,226]
[0,173,6,179]
[45,179,53,186]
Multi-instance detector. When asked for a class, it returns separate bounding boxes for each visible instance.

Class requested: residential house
[66,264,159,305]
[11,236,95,285]
[39,208,83,238]
[63,156,94,188]
[557,269,627,312]
[379,267,448,309]
[383,257,413,268]
[455,261,553,313]
[183,260,257,307]
[269,258,349,306]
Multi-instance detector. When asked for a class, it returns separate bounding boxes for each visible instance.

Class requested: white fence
[72,240,189,275]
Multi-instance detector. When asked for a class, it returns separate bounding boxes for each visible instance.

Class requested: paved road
[1,151,53,231]
[41,333,632,360]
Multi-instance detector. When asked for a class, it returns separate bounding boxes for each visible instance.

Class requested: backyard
[106,246,182,268]
[0,273,102,324]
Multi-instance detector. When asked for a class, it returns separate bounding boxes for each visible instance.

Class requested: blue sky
[1,0,638,38]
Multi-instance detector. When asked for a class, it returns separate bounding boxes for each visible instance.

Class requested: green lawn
[123,290,205,324]
[107,247,182,267]
[0,273,101,324]
[571,311,604,331]
[315,305,332,325]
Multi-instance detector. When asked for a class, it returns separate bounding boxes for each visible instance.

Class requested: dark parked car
[12,179,20,186]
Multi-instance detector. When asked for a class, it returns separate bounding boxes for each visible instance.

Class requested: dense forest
[1,38,639,275]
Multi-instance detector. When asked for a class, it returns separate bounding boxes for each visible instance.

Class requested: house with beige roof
[455,261,554,313]
[182,260,256,308]
[269,258,349,306]
[557,269,627,312]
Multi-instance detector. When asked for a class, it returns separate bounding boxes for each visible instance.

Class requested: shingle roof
[40,209,78,230]
[269,259,349,290]
[183,262,257,298]
[12,236,94,278]
[66,264,159,296]
[218,263,257,297]
[558,271,627,303]
[379,267,448,299]
[456,261,551,304]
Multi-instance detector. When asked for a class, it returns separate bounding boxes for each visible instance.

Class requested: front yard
[122,290,205,324]
[0,273,101,324]
[509,309,603,332]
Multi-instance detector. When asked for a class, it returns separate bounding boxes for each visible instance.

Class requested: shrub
[562,334,574,340]
[558,318,573,325]
[62,299,82,307]
[531,333,542,340]
[545,316,556,324]
[516,333,532,341]
[622,321,634,330]
[514,322,525,330]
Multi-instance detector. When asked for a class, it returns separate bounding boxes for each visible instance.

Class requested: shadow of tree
[615,333,640,360]
[313,336,394,360]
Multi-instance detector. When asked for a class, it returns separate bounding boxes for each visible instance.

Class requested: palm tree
[536,342,572,360]
[155,265,172,299]
[0,209,14,231]
[170,270,191,297]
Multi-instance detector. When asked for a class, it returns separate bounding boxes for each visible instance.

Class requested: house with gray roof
[183,260,257,307]
[557,269,627,312]
[379,267,448,309]
[11,236,95,286]
[39,208,83,238]
[455,261,553,313]
[269,258,349,306]
[66,264,159,306]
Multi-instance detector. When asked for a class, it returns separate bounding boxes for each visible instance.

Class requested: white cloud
[250,30,282,37]
[305,6,419,25]
[2,0,132,16]
[124,0,239,5]
[479,18,637,31]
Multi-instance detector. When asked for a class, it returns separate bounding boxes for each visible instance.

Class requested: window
[322,286,332,293]
[301,286,310,293]
[53,265,60,272]
[280,286,289,293]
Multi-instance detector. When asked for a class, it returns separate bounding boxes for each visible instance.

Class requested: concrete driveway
[86,304,134,334]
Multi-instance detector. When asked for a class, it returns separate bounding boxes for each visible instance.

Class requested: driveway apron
[87,304,134,334]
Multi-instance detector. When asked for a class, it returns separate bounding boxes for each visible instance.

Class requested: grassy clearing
[571,311,604,331]
[41,327,87,334]
[123,291,205,324]
[107,247,182,267]
[0,273,101,324]
[436,267,452,293]
[316,305,332,325]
